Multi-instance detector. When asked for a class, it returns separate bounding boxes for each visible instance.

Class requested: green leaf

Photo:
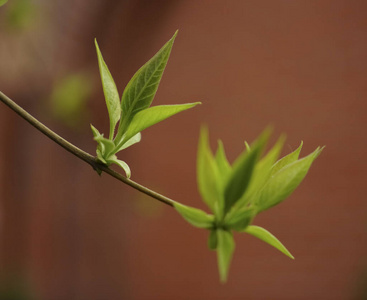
[197,127,222,215]
[115,132,141,152]
[119,102,200,146]
[235,135,285,209]
[215,140,232,182]
[216,229,235,283]
[0,0,8,7]
[271,141,303,175]
[223,128,271,214]
[91,124,116,162]
[115,31,177,142]
[244,225,294,259]
[95,39,121,139]
[224,206,256,231]
[251,134,286,190]
[90,125,132,177]
[244,141,251,152]
[90,124,102,139]
[223,148,258,213]
[257,146,323,212]
[208,230,218,250]
[174,203,215,229]
[106,157,131,178]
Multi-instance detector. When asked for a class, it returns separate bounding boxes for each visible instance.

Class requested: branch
[0,91,177,207]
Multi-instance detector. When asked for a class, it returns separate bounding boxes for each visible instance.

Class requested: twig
[0,91,177,207]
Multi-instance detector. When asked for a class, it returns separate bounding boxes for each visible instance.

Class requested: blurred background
[0,0,366,299]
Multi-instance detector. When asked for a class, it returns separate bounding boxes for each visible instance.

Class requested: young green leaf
[197,127,222,215]
[217,229,235,283]
[106,156,131,178]
[115,31,178,142]
[119,102,200,146]
[90,123,102,138]
[0,0,8,7]
[95,39,121,139]
[235,135,285,209]
[244,225,294,259]
[223,128,271,214]
[224,206,256,231]
[91,124,131,177]
[115,132,141,152]
[244,141,251,152]
[271,141,303,175]
[223,150,257,214]
[174,203,215,229]
[250,134,286,191]
[215,140,232,182]
[91,124,116,162]
[257,146,323,212]
[208,229,218,250]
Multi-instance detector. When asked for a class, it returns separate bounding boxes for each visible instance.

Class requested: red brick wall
[1,1,366,299]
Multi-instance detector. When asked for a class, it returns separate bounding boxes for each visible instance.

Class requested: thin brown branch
[0,91,177,207]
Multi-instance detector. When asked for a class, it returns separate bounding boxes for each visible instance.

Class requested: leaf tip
[314,145,325,159]
[220,275,228,284]
[263,124,274,136]
[94,38,99,50]
[169,30,178,44]
[244,141,251,151]
[217,139,224,148]
[199,124,209,139]
[108,158,131,178]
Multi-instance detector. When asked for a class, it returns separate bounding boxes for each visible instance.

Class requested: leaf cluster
[91,31,200,177]
[174,127,324,282]
[90,30,324,283]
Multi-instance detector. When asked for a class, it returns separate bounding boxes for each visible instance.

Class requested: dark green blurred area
[0,276,35,300]
[50,72,92,128]
[1,0,94,128]
[2,0,36,31]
